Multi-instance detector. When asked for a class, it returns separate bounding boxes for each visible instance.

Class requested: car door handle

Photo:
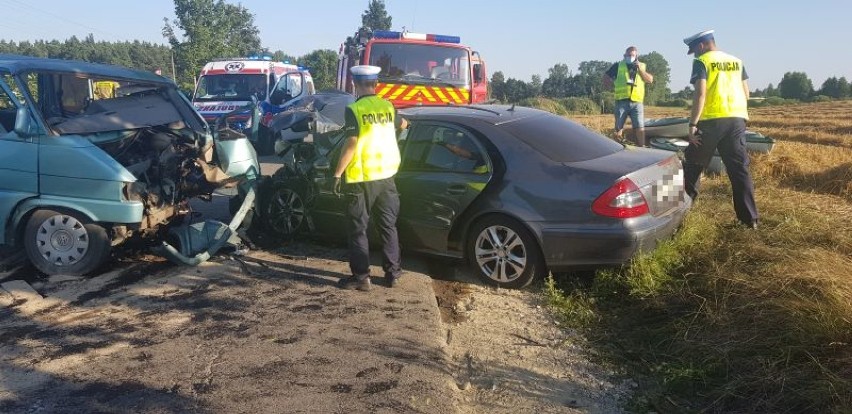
[447,184,467,195]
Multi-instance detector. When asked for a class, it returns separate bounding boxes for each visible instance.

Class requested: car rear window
[501,113,623,162]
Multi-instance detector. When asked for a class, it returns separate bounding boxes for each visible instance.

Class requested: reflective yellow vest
[697,50,749,120]
[614,61,645,102]
[345,95,401,183]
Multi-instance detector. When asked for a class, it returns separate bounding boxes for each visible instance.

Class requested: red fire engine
[337,30,488,108]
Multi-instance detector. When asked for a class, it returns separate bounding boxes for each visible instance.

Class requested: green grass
[544,176,852,413]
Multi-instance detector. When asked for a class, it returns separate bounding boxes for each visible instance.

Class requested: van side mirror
[14,107,36,137]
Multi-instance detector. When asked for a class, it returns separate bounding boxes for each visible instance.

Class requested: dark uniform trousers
[684,117,759,225]
[345,177,402,281]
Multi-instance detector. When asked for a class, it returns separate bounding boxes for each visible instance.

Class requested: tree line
[753,72,851,102]
[1,0,392,95]
[492,61,850,113]
[2,0,846,110]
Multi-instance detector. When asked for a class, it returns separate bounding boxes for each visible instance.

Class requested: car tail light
[592,178,649,218]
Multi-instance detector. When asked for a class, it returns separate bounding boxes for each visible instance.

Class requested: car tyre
[259,180,308,239]
[467,216,545,289]
[23,209,111,276]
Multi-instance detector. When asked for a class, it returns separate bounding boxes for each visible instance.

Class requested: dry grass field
[548,101,852,413]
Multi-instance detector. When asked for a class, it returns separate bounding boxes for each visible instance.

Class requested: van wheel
[467,216,545,289]
[23,209,111,276]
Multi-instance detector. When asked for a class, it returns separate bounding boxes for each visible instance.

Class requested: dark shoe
[338,277,371,291]
[742,220,759,230]
[385,275,400,288]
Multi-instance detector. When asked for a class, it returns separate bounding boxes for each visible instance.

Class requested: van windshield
[194,74,267,102]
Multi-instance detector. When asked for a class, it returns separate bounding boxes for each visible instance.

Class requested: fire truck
[192,56,314,154]
[336,30,488,108]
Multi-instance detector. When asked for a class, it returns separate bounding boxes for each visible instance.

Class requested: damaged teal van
[0,55,259,276]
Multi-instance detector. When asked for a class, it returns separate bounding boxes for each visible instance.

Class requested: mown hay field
[552,101,852,413]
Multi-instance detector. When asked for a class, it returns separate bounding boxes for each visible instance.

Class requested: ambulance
[192,56,314,154]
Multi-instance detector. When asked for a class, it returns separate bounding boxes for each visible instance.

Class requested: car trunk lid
[624,153,686,217]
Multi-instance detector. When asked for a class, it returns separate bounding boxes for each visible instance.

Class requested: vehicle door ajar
[269,72,306,108]
[0,73,40,243]
[395,122,493,254]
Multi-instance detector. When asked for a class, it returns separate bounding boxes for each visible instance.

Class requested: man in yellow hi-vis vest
[684,29,759,229]
[333,65,408,291]
[604,46,654,146]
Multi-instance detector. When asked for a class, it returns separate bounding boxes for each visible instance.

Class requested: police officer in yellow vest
[684,30,759,229]
[604,46,654,146]
[333,65,407,291]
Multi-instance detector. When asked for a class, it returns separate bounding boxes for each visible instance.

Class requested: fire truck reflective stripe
[388,85,409,100]
[376,83,470,104]
[404,86,437,102]
[446,88,462,102]
[377,84,394,96]
[431,87,450,103]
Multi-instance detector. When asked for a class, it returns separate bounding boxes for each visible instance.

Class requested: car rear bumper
[535,199,691,271]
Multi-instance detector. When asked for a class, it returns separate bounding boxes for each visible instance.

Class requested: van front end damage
[150,104,261,266]
[0,56,261,275]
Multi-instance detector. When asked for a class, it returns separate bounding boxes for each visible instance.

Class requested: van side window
[2,73,27,106]
[0,74,21,133]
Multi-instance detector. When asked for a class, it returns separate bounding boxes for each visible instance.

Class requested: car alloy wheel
[265,185,306,238]
[474,225,528,283]
[468,216,545,289]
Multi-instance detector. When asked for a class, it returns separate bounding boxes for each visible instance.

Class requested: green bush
[596,92,616,115]
[518,97,567,115]
[808,95,833,103]
[751,96,800,107]
[559,97,601,115]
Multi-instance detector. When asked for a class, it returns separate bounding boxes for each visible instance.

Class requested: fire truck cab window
[369,43,470,86]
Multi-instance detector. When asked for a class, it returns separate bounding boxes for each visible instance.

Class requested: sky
[2,0,850,91]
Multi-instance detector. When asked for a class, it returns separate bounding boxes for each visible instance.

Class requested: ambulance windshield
[194,74,267,102]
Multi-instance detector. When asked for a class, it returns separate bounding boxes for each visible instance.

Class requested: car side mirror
[14,107,36,137]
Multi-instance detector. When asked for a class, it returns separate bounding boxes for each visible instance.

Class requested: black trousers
[684,117,759,225]
[345,177,402,281]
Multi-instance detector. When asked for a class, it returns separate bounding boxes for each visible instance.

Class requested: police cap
[683,30,715,55]
[350,65,381,80]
